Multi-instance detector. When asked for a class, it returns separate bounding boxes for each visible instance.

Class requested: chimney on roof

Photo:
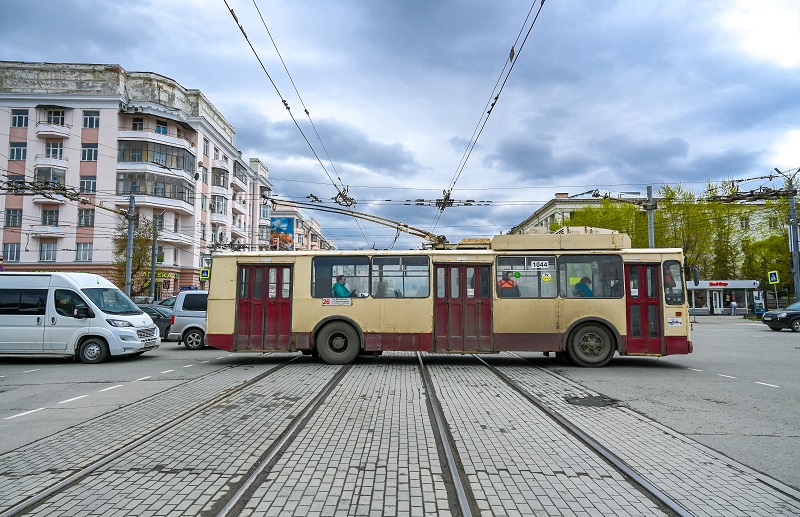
[554,192,569,199]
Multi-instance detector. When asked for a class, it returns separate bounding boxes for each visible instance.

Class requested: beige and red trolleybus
[206,232,692,367]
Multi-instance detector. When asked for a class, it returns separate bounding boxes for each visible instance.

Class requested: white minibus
[0,272,159,363]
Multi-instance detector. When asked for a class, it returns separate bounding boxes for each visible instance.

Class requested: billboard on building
[270,217,295,250]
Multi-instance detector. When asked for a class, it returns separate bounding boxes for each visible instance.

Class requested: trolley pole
[124,195,135,297]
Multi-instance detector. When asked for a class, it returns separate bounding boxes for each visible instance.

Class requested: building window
[78,208,95,227]
[11,109,28,128]
[155,120,167,135]
[739,216,750,230]
[223,154,228,163]
[79,176,97,194]
[8,176,26,194]
[45,142,63,159]
[47,110,65,125]
[133,117,144,131]
[157,245,164,264]
[259,225,269,240]
[9,142,27,160]
[200,223,206,241]
[213,147,219,160]
[76,243,93,261]
[3,243,20,262]
[202,167,208,184]
[210,195,227,214]
[5,209,23,227]
[260,203,270,219]
[42,209,59,226]
[203,138,209,156]
[82,111,100,129]
[212,169,228,188]
[154,212,164,231]
[201,195,207,211]
[35,167,66,187]
[173,248,179,266]
[39,241,57,262]
[173,217,179,232]
[81,144,98,161]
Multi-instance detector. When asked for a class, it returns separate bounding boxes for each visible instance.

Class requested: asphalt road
[538,316,800,490]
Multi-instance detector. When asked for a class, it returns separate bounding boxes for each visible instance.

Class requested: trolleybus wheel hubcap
[329,334,348,352]
[579,333,604,357]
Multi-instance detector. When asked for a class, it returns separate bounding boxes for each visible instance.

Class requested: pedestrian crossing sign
[200,268,211,280]
[768,271,779,284]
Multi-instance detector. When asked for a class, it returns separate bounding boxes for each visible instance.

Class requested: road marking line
[98,385,123,392]
[5,408,45,419]
[687,368,703,372]
[201,360,210,363]
[23,369,40,373]
[58,395,89,404]
[717,374,737,379]
[755,382,779,388]
[160,369,175,373]
[183,365,192,368]
[133,376,151,381]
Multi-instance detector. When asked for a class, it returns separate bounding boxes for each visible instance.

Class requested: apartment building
[0,61,273,297]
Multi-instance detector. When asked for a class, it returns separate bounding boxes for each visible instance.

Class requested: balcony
[30,225,66,238]
[212,159,229,171]
[209,210,228,225]
[159,230,195,247]
[231,198,247,215]
[231,173,247,192]
[118,129,194,152]
[35,154,69,170]
[36,122,71,138]
[230,223,247,239]
[32,194,68,205]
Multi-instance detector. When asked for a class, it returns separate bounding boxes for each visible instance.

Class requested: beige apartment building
[0,61,277,297]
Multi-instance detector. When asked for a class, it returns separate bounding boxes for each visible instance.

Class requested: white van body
[0,272,159,363]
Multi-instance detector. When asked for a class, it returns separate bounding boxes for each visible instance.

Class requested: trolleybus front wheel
[568,324,614,367]
[316,322,360,364]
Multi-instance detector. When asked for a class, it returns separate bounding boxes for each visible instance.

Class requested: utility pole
[646,185,655,248]
[787,175,800,303]
[124,195,135,296]
[149,217,158,302]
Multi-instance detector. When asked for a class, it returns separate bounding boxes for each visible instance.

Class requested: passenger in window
[332,275,357,298]
[497,271,520,297]
[55,292,73,317]
[575,276,594,297]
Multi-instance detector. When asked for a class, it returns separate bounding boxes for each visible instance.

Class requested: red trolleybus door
[236,265,292,351]
[434,264,492,352]
[624,263,663,355]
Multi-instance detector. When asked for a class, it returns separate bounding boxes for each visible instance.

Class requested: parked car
[158,296,177,308]
[167,290,208,349]
[138,304,174,341]
[761,302,800,332]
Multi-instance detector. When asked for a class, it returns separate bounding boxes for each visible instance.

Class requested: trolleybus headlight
[107,319,134,327]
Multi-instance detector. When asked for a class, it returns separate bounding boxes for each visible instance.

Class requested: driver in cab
[332,275,357,298]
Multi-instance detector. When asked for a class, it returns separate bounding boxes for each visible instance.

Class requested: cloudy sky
[2,0,799,249]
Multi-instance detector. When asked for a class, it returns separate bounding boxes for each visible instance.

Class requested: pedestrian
[730,295,737,316]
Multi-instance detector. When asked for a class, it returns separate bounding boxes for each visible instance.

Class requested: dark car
[761,301,800,332]
[138,304,174,340]
[158,296,177,308]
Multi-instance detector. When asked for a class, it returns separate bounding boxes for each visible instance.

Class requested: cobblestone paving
[242,355,450,517]
[0,357,297,512]
[20,361,338,516]
[427,355,666,517]
[491,355,800,517]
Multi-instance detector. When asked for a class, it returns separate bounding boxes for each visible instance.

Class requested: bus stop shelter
[687,280,760,315]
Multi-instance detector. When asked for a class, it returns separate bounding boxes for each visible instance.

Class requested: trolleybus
[206,232,692,367]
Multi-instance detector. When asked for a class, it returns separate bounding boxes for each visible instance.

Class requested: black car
[138,304,174,340]
[761,302,800,332]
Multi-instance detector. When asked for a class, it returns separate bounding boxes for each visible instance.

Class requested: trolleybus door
[236,265,292,351]
[624,263,663,355]
[433,264,492,352]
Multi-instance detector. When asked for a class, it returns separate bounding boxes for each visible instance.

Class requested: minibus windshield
[82,288,142,315]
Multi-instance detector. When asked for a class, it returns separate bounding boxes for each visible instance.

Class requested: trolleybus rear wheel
[316,322,360,364]
[568,324,614,367]
[79,338,110,364]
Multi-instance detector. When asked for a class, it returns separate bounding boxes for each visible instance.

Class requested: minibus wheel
[568,324,614,367]
[316,322,360,364]
[79,338,110,364]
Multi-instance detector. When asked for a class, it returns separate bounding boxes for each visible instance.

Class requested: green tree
[560,200,648,247]
[654,184,712,273]
[112,215,157,298]
[741,235,791,295]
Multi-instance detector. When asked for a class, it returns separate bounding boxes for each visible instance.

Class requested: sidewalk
[690,315,758,324]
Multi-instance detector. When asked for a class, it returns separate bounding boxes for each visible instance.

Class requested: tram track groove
[213,363,352,517]
[416,352,476,517]
[0,356,300,517]
[475,355,692,517]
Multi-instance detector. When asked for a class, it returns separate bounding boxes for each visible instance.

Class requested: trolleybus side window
[282,267,291,298]
[558,255,623,298]
[662,260,685,305]
[436,268,446,298]
[371,256,430,298]
[496,255,556,298]
[312,256,370,298]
